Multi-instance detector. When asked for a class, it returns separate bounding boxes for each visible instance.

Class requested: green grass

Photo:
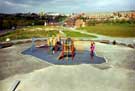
[63,31,96,38]
[0,25,96,42]
[78,23,135,37]
[1,23,134,42]
[22,25,61,30]
[0,28,59,42]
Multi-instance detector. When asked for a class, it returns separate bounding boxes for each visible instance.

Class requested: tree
[87,19,96,26]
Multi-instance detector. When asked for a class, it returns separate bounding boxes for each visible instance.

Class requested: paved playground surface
[0,41,135,91]
[22,46,106,65]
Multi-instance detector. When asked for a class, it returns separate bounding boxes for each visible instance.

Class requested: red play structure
[58,38,75,61]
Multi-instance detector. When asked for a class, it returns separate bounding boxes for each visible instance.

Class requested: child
[90,41,95,60]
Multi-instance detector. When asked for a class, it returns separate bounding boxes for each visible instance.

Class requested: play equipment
[28,37,107,64]
[31,32,62,53]
[47,33,62,54]
[30,33,75,62]
[31,37,47,52]
[58,38,75,61]
[47,36,56,52]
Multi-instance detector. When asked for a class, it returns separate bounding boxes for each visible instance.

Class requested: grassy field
[78,23,135,37]
[63,31,96,38]
[1,23,134,42]
[0,26,96,42]
[0,30,59,41]
[0,26,60,41]
[22,25,61,30]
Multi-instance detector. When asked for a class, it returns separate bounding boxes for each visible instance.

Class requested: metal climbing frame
[58,38,75,61]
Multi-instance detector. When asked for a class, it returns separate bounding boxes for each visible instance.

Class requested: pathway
[66,27,135,44]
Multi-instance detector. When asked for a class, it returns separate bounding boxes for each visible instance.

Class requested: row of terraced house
[63,11,135,28]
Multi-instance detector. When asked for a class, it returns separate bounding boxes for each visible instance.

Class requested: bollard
[31,37,35,52]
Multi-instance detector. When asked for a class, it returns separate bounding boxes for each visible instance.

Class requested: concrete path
[67,27,135,44]
[0,43,51,80]
[0,42,135,91]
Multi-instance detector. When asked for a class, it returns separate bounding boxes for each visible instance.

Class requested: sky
[0,0,135,13]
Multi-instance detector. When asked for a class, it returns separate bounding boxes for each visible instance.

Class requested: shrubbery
[0,14,67,30]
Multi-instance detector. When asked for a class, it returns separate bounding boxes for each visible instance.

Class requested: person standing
[90,41,95,61]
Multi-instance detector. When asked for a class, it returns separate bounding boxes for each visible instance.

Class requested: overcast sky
[0,0,135,13]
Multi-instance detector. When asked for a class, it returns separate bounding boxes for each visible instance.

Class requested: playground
[22,40,106,65]
[0,27,135,91]
[19,31,105,65]
[0,39,135,91]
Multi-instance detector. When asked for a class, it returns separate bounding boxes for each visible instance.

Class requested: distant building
[64,13,86,28]
[64,18,75,27]
[130,12,135,19]
[75,19,85,28]
[64,18,86,28]
[46,12,60,16]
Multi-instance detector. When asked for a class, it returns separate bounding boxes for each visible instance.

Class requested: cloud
[3,1,31,7]
[0,0,134,13]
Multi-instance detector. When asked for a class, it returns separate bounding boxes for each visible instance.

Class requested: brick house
[64,18,85,28]
[74,19,85,28]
